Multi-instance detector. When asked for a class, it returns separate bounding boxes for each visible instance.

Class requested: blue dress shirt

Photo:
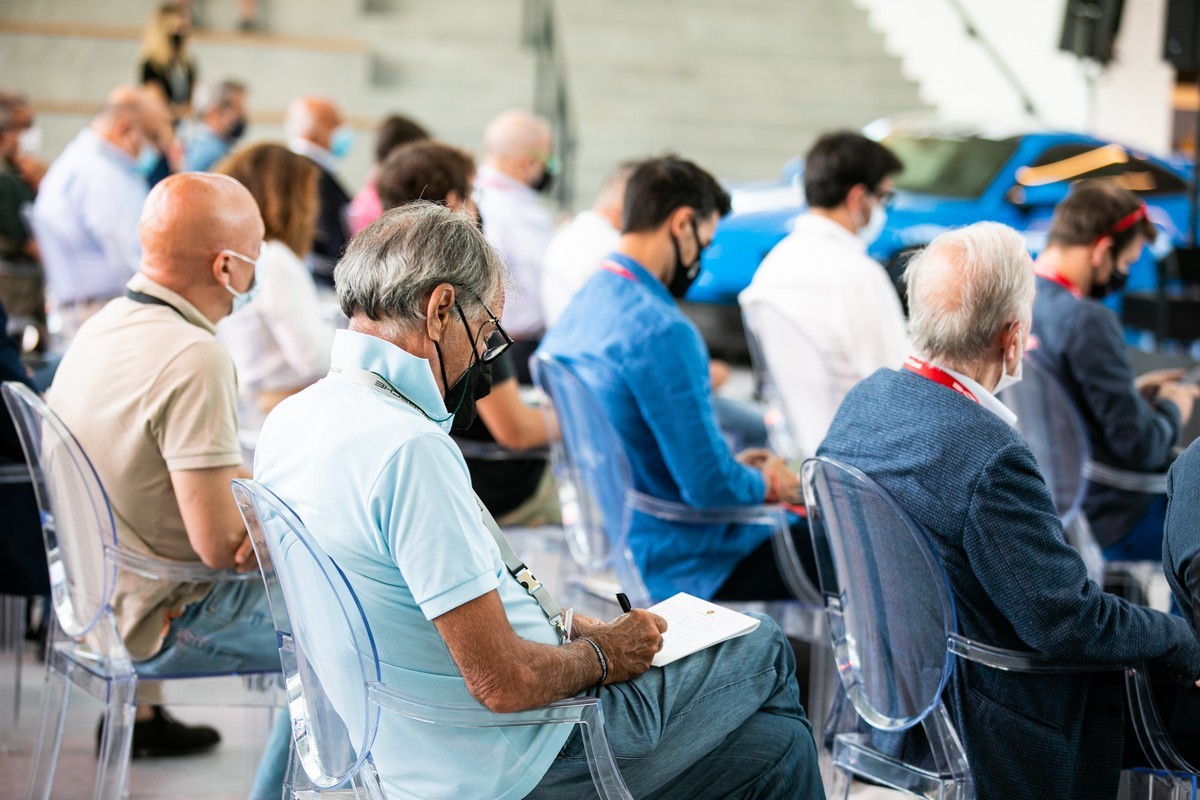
[182,124,231,173]
[31,129,147,304]
[538,252,769,601]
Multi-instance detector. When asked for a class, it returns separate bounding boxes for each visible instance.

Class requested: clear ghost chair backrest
[802,457,956,731]
[231,479,380,789]
[997,352,1089,526]
[532,354,649,604]
[2,382,117,641]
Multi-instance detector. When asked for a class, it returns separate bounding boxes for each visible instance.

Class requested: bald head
[285,95,342,150]
[140,173,264,321]
[904,222,1034,367]
[482,109,553,187]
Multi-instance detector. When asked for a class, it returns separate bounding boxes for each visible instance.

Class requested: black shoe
[95,706,221,759]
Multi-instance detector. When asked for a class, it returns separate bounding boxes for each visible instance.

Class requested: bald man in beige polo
[48,174,288,790]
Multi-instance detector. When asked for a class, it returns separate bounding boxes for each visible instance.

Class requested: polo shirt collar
[941,365,1018,428]
[82,128,138,173]
[475,165,535,199]
[125,273,217,335]
[330,329,454,432]
[605,251,675,306]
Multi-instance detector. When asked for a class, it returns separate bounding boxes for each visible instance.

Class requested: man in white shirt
[32,87,156,337]
[739,131,906,457]
[475,109,557,381]
[541,162,632,328]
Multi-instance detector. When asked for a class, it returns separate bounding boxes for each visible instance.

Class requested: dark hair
[803,131,902,209]
[621,155,731,233]
[1047,179,1157,251]
[376,140,475,211]
[375,114,430,164]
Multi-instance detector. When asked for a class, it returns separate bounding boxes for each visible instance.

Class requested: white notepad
[648,593,762,667]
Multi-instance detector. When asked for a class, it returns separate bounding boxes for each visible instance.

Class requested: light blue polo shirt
[255,329,573,800]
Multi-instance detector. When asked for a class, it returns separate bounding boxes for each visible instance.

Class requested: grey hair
[903,221,1034,364]
[334,202,507,329]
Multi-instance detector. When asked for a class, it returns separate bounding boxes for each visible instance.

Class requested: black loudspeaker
[1059,0,1126,64]
[1164,0,1200,71]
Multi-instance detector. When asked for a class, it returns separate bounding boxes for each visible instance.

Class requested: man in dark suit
[286,95,353,285]
[819,221,1200,800]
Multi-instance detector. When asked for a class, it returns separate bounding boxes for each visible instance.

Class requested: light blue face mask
[220,248,261,313]
[329,125,354,160]
[135,143,160,179]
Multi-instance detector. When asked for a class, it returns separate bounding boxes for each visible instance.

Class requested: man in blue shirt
[538,156,804,603]
[1030,181,1200,560]
[256,202,821,798]
[182,80,247,172]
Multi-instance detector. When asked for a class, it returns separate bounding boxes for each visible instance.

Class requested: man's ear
[668,206,693,239]
[1090,235,1113,267]
[424,282,456,342]
[212,251,231,286]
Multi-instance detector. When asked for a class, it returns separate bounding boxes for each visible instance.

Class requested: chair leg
[349,759,386,800]
[92,677,136,800]
[0,595,27,754]
[830,765,853,800]
[25,665,69,800]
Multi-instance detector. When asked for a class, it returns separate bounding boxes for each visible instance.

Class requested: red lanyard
[902,356,979,403]
[601,260,638,283]
[1036,268,1082,299]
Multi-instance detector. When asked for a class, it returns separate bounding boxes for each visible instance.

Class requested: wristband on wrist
[580,637,608,688]
[765,470,780,504]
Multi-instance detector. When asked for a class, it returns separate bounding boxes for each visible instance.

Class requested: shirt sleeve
[842,260,910,380]
[1063,305,1180,469]
[374,431,501,620]
[627,317,766,507]
[1164,441,1200,638]
[151,339,244,471]
[256,246,333,386]
[963,441,1200,682]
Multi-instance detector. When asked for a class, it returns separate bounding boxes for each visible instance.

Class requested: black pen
[616,592,633,613]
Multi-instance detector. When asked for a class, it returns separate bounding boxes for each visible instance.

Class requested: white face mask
[857,201,887,245]
[994,346,1023,394]
[17,124,41,157]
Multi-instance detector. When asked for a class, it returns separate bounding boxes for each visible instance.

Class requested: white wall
[854,0,1175,154]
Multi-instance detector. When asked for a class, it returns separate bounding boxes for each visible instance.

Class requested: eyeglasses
[455,297,513,364]
[872,187,895,206]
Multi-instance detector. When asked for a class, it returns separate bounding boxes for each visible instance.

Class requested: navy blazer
[310,165,351,284]
[819,368,1200,800]
[1031,277,1181,546]
[1165,438,1200,638]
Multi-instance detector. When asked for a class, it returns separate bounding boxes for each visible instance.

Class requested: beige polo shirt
[47,273,242,660]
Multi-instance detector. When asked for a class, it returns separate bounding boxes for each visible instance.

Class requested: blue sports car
[690,122,1191,309]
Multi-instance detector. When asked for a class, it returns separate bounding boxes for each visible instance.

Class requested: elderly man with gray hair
[254,202,822,799]
[818,221,1200,800]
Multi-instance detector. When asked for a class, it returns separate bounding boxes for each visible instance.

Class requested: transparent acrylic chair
[998,352,1168,603]
[741,300,841,462]
[1,381,283,800]
[801,456,1197,798]
[230,478,633,799]
[529,354,835,730]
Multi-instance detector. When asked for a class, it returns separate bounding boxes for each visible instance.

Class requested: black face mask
[667,218,704,299]
[225,117,246,143]
[532,168,555,194]
[1089,248,1129,300]
[170,32,185,50]
[435,306,496,430]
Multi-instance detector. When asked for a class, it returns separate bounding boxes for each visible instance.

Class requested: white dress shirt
[32,129,147,304]
[216,239,334,431]
[940,364,1018,428]
[474,164,554,339]
[738,213,910,456]
[540,209,620,328]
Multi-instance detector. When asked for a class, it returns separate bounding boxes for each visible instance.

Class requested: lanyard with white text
[902,356,979,404]
[327,365,571,641]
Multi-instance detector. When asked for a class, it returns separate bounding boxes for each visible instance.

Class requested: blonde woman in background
[215,143,334,438]
[138,2,197,121]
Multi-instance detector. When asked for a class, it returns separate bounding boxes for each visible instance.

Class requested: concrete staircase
[0,0,924,205]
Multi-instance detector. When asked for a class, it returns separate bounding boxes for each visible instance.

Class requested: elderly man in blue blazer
[819,221,1200,800]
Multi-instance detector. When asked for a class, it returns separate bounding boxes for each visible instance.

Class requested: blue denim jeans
[134,579,291,800]
[527,614,822,799]
[714,396,771,452]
